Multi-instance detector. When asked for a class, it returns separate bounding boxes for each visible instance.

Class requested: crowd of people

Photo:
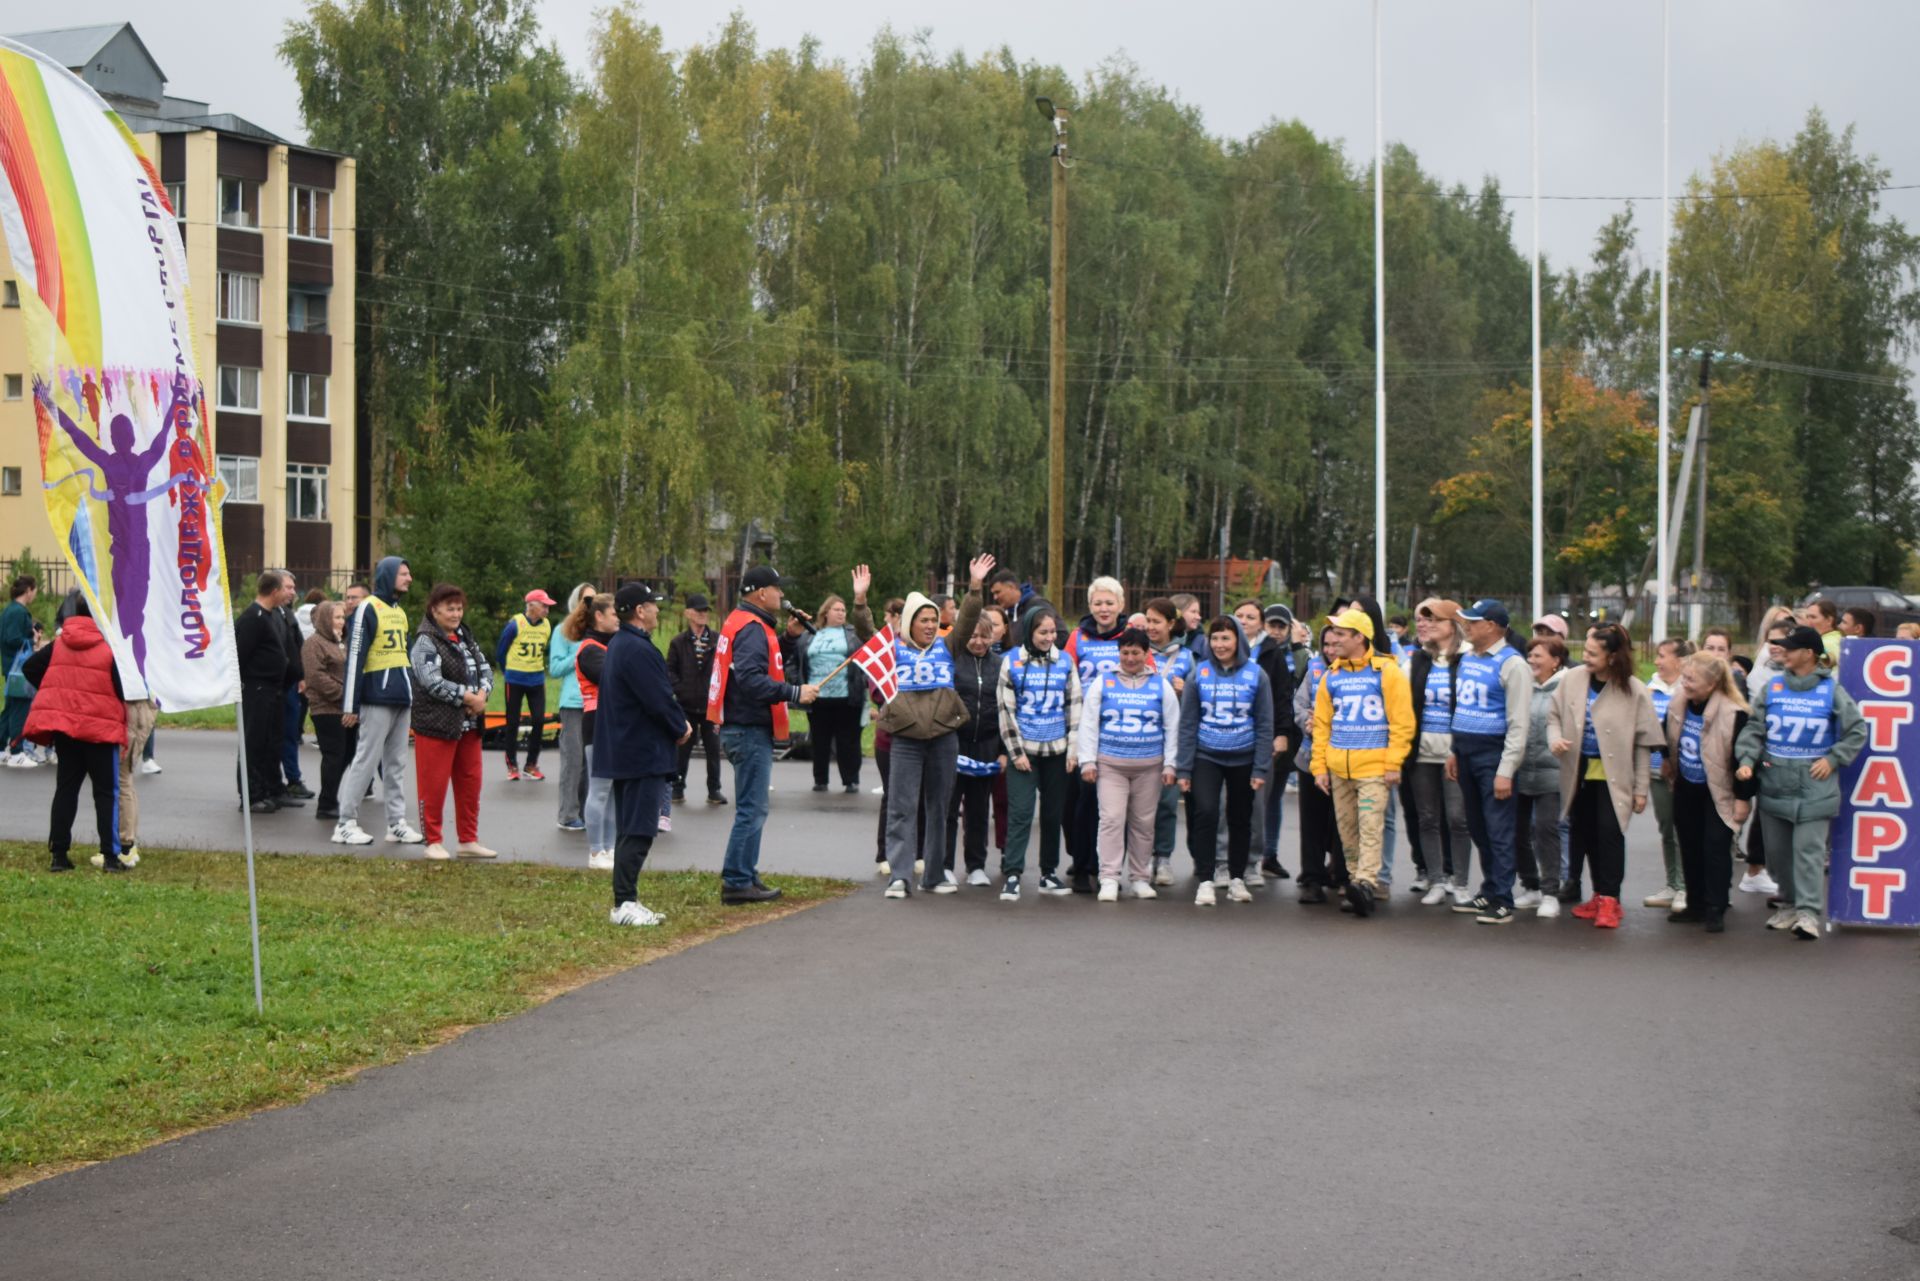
[0,561,1884,940]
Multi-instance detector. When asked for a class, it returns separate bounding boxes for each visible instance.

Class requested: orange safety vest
[706,607,789,738]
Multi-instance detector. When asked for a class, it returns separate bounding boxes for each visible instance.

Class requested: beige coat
[1663,691,1749,832]
[1547,668,1663,832]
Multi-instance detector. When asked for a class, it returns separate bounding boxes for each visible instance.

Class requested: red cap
[524,589,558,607]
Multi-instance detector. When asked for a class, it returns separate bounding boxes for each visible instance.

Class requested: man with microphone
[707,566,820,903]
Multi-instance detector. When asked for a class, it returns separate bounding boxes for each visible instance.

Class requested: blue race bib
[894,638,955,694]
[1452,646,1517,736]
[1765,678,1835,761]
[1678,707,1708,784]
[1194,663,1260,755]
[1009,656,1069,743]
[1097,674,1166,760]
[1326,664,1390,750]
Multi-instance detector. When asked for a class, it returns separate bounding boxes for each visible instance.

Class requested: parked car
[1795,586,1920,637]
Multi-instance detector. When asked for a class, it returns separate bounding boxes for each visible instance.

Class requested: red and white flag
[852,626,898,703]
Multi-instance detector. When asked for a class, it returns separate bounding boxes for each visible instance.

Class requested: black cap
[615,582,660,615]
[685,592,711,612]
[740,565,785,594]
[1781,625,1823,653]
[1263,604,1294,627]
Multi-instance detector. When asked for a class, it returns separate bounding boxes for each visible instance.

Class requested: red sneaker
[524,766,546,781]
[1593,895,1623,929]
[506,765,520,781]
[1571,896,1599,920]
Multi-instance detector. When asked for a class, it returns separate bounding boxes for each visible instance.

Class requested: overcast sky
[18,0,1920,277]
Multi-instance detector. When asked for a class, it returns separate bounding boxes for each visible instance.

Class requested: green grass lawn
[0,842,849,1188]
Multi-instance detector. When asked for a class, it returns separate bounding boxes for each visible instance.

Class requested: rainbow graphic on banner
[0,37,236,709]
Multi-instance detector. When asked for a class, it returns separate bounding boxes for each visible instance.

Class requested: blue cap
[1457,598,1511,628]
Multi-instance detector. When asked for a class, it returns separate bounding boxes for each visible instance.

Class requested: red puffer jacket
[24,616,127,746]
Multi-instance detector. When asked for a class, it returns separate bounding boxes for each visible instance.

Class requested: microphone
[787,605,817,635]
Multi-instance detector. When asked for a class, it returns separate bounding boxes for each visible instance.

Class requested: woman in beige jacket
[1547,623,1664,928]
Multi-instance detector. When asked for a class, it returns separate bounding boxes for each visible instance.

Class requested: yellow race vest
[506,613,552,674]
[364,598,412,672]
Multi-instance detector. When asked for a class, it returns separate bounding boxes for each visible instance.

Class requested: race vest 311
[1194,662,1261,755]
[894,638,956,693]
[1420,662,1454,735]
[1326,663,1390,751]
[1765,677,1835,760]
[1649,685,1673,770]
[1009,655,1070,743]
[1098,674,1167,760]
[1452,646,1518,737]
[365,598,411,673]
[1678,706,1708,784]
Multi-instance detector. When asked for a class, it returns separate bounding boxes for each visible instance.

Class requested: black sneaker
[1037,874,1071,896]
[999,875,1021,902]
[275,793,308,808]
[1261,857,1289,881]
[1452,894,1492,915]
[1666,908,1706,924]
[812,784,829,792]
[707,793,729,807]
[1298,885,1328,904]
[48,855,74,873]
[1070,873,1095,895]
[1476,903,1515,925]
[844,784,860,795]
[671,789,686,804]
[314,807,338,822]
[721,883,781,905]
[101,859,133,874]
[284,781,315,800]
[1704,908,1727,934]
[1345,881,1375,918]
[248,798,279,814]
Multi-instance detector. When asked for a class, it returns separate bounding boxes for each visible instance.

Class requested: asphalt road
[4,730,1918,1280]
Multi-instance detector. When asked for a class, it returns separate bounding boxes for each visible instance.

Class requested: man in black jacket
[276,574,312,801]
[666,591,725,805]
[594,583,690,926]
[234,571,301,812]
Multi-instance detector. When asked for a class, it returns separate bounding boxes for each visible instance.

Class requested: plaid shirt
[996,646,1082,760]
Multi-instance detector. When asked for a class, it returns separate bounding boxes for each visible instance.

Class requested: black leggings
[311,713,357,812]
[49,733,118,860]
[1569,777,1627,899]
[504,683,546,767]
[809,699,863,787]
[1187,757,1254,880]
[1673,779,1734,913]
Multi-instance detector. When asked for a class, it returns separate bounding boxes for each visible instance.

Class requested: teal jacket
[548,629,584,710]
[1734,670,1868,822]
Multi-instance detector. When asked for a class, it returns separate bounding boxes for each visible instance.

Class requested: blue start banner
[1830,638,1920,929]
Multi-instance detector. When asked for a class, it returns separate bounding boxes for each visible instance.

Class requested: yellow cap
[1328,608,1376,641]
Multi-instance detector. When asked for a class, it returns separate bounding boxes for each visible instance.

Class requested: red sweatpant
[415,731,482,845]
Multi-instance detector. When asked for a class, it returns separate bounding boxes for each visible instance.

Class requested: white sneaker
[9,752,37,769]
[1791,909,1821,940]
[139,758,162,775]
[1151,857,1174,887]
[387,823,424,845]
[1766,907,1798,930]
[1739,870,1780,895]
[332,821,374,847]
[1421,882,1452,906]
[456,841,498,859]
[877,860,891,878]
[1227,878,1253,904]
[1410,874,1432,893]
[932,880,958,895]
[423,842,452,860]
[914,859,925,878]
[1671,888,1688,913]
[587,849,614,870]
[1244,864,1265,887]
[1643,885,1678,908]
[1195,880,1217,907]
[1537,894,1561,919]
[884,878,909,899]
[1514,888,1544,910]
[657,815,672,833]
[1211,866,1229,889]
[610,900,664,927]
[1451,883,1476,906]
[943,868,958,886]
[1129,879,1158,900]
[1097,878,1120,902]
[967,867,991,888]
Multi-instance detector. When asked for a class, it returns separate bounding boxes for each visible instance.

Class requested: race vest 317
[505,613,551,675]
[1649,685,1673,770]
[1098,673,1167,760]
[894,638,956,693]
[1194,662,1261,755]
[1452,646,1518,737]
[1678,707,1708,784]
[1420,662,1454,735]
[1326,663,1390,751]
[1009,655,1070,743]
[1765,677,1835,760]
[364,598,411,673]
[1073,634,1121,685]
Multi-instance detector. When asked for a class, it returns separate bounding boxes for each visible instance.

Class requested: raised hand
[967,552,996,591]
[850,564,872,603]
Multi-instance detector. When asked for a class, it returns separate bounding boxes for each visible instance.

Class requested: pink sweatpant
[1095,755,1163,884]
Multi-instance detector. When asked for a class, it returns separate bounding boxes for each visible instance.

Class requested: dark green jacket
[1734,670,1868,822]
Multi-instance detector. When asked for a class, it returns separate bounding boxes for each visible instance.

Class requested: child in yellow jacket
[1311,607,1416,915]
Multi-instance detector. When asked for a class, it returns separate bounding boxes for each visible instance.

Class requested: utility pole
[1038,97,1070,607]
[1688,349,1712,640]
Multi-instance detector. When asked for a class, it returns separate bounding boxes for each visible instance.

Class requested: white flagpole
[1530,0,1544,625]
[1655,0,1673,642]
[232,668,264,1015]
[1373,0,1388,598]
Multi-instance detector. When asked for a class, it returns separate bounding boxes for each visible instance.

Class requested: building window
[288,290,328,334]
[290,186,332,241]
[164,181,186,221]
[287,372,328,421]
[217,365,260,411]
[287,462,328,522]
[3,374,20,401]
[2,280,17,307]
[218,271,260,325]
[1,467,20,497]
[216,454,259,503]
[218,177,259,229]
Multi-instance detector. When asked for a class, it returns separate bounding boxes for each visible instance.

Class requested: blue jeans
[719,725,773,888]
[1453,733,1517,907]
[282,685,305,783]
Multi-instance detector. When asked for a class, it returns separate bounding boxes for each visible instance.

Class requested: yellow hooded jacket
[1310,650,1416,781]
